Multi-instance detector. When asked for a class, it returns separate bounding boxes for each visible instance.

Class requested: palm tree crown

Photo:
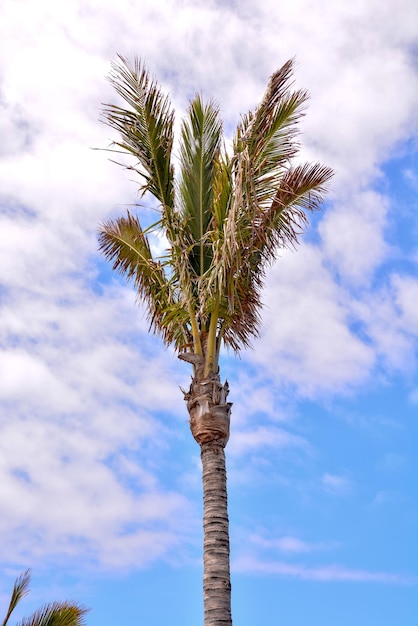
[99,56,333,378]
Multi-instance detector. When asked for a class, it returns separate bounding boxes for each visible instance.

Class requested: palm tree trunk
[179,352,233,626]
[201,442,232,626]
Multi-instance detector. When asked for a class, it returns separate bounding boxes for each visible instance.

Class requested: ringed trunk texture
[180,352,232,626]
[201,442,232,626]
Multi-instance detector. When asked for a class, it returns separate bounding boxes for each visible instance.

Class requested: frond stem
[204,297,220,377]
[188,303,203,355]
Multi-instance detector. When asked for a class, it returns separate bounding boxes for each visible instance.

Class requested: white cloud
[251,245,375,397]
[319,190,390,287]
[0,379,192,569]
[248,240,418,397]
[376,453,405,472]
[249,533,336,555]
[392,274,418,333]
[233,555,414,584]
[371,490,402,507]
[233,525,413,584]
[0,274,191,568]
[223,362,298,422]
[228,426,308,457]
[0,350,71,407]
[322,473,352,495]
[408,388,418,405]
[351,275,418,374]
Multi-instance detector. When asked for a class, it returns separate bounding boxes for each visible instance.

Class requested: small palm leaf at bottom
[2,572,88,626]
[17,602,88,626]
[1,571,31,626]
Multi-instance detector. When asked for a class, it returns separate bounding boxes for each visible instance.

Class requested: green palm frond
[234,59,308,211]
[252,162,335,260]
[206,62,333,354]
[102,56,175,211]
[217,161,333,352]
[98,212,191,347]
[218,61,309,297]
[212,153,233,229]
[179,96,223,277]
[2,570,30,626]
[17,603,88,626]
[2,572,88,626]
[239,59,305,150]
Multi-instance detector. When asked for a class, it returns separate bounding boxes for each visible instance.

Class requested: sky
[0,0,417,625]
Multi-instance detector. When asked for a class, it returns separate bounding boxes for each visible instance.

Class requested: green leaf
[2,570,31,626]
[98,212,191,348]
[17,603,88,626]
[102,56,175,211]
[178,96,223,277]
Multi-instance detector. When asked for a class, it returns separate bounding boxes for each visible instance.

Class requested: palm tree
[99,56,333,626]
[2,570,88,626]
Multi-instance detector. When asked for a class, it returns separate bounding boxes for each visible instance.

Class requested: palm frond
[234,59,308,206]
[220,283,262,352]
[217,162,333,351]
[2,570,31,626]
[254,162,334,258]
[178,96,223,277]
[16,603,88,626]
[98,212,190,346]
[212,152,233,229]
[217,62,307,299]
[102,56,175,211]
[208,61,333,354]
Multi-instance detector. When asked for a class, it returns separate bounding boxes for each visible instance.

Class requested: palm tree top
[99,56,333,376]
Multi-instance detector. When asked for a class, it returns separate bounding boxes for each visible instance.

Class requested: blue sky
[0,1,417,625]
